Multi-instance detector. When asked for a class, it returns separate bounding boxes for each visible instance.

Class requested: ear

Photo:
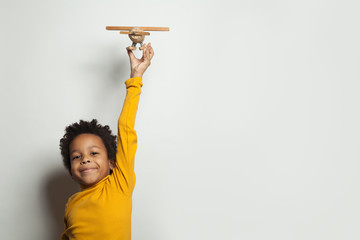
[109,159,115,170]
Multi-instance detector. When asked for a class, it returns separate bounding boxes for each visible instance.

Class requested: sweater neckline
[79,175,110,191]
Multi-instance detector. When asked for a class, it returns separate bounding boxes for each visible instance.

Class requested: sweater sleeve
[112,77,143,195]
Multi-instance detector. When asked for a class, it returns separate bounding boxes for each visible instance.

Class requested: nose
[80,158,91,165]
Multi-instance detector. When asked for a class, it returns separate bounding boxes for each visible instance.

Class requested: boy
[59,43,154,240]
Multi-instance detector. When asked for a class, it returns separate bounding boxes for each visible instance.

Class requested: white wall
[1,0,359,239]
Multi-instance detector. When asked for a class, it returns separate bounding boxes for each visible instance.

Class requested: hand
[127,43,154,78]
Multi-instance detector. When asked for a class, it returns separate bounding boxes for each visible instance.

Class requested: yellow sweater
[61,77,143,240]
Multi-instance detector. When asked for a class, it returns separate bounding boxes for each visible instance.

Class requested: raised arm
[112,44,154,194]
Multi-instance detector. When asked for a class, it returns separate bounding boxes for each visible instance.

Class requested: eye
[91,152,98,156]
[72,155,81,161]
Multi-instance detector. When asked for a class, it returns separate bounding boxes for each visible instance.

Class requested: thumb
[126,47,136,61]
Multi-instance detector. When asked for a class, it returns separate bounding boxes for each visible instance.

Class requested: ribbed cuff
[125,77,143,88]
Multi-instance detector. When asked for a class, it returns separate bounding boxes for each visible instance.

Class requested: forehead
[70,133,105,151]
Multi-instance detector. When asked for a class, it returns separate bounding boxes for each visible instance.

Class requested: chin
[73,170,109,186]
[73,174,99,186]
[81,178,100,186]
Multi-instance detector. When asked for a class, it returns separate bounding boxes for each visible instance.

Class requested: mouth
[80,168,97,173]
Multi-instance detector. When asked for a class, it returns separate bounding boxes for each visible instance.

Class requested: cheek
[70,167,75,176]
[103,160,111,169]
[70,161,78,173]
[99,160,112,173]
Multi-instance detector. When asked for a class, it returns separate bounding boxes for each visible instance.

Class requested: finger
[144,48,153,63]
[140,48,146,61]
[145,43,152,61]
[127,47,136,61]
[142,43,149,61]
[148,43,154,60]
[143,44,149,60]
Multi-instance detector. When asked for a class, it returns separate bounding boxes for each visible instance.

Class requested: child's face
[69,133,114,186]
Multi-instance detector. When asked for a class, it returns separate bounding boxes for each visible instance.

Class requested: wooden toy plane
[106,26,170,50]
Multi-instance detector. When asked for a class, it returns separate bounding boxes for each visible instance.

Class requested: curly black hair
[59,119,117,173]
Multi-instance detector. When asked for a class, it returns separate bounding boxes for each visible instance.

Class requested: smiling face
[69,133,114,187]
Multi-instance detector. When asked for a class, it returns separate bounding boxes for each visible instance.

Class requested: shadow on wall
[43,168,79,239]
[80,44,130,117]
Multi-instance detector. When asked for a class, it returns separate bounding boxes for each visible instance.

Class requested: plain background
[1,0,359,239]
